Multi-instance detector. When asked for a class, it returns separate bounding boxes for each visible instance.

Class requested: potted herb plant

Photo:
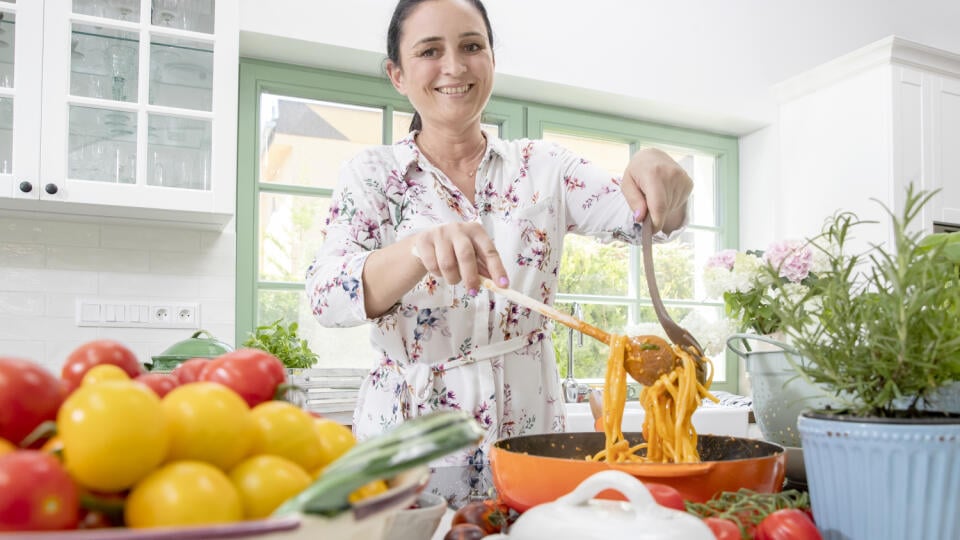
[769,186,960,540]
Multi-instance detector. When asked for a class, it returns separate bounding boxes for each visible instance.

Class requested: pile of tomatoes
[0,340,363,533]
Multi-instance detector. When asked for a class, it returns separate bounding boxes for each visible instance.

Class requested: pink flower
[764,240,813,283]
[706,249,738,271]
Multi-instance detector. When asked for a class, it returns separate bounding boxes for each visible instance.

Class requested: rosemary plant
[772,186,960,417]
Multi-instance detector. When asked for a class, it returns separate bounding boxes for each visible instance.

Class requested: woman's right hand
[412,222,509,294]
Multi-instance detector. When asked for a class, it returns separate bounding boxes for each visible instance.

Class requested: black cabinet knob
[18,181,32,193]
[44,183,58,195]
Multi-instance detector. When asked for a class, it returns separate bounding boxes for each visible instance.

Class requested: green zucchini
[273,410,483,517]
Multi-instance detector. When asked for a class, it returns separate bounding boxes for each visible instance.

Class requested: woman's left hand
[620,148,693,233]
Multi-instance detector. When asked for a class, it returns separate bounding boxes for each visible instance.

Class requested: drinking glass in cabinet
[147,115,211,190]
[68,106,137,183]
[149,37,212,111]
[152,0,215,34]
[73,0,141,22]
[70,24,139,103]
[0,11,14,87]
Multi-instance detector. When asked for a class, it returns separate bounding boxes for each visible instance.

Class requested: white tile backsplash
[0,219,100,246]
[0,216,236,371]
[0,242,46,267]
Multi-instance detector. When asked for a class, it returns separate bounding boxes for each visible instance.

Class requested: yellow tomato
[348,479,389,504]
[249,401,325,471]
[162,382,254,470]
[125,461,243,528]
[313,418,356,468]
[57,380,168,492]
[81,364,131,386]
[228,454,312,519]
[0,437,15,457]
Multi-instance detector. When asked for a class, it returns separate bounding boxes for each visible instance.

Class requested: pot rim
[801,409,960,424]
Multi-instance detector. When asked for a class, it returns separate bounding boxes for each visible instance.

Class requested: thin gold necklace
[418,134,486,177]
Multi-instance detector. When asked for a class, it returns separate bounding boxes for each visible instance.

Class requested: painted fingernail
[633,208,642,220]
[498,277,509,286]
[468,288,478,297]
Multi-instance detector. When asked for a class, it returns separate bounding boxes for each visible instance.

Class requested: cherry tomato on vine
[644,482,686,511]
[703,517,742,540]
[755,508,822,540]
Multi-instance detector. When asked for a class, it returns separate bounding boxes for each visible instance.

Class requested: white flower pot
[799,412,960,540]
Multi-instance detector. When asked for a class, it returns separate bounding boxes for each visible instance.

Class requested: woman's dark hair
[386,0,494,132]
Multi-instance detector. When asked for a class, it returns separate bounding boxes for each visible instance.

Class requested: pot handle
[726,333,795,358]
[555,470,662,512]
[607,461,715,477]
[190,329,215,340]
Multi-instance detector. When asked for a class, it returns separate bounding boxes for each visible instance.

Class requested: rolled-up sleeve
[305,156,388,327]
[553,143,685,244]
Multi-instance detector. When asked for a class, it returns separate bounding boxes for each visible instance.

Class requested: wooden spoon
[480,278,678,386]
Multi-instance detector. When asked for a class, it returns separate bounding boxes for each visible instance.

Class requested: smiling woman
[237,1,738,511]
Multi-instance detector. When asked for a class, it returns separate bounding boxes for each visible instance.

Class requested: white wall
[0,217,236,372]
[238,0,960,136]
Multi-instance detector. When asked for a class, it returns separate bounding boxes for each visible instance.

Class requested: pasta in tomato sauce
[588,335,716,464]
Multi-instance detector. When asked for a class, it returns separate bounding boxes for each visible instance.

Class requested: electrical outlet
[150,306,172,324]
[175,305,197,325]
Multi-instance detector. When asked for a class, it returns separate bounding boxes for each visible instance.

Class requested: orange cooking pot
[490,432,785,511]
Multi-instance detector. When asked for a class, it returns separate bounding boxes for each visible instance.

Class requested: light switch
[104,304,115,322]
[80,302,101,322]
[113,304,125,322]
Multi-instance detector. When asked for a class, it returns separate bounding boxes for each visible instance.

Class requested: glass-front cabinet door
[0,0,44,202]
[25,0,237,228]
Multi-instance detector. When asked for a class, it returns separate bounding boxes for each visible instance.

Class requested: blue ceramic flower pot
[799,412,960,540]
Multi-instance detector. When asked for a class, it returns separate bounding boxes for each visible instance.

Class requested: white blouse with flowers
[305,132,677,474]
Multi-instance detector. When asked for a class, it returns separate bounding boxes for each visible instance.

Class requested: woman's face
[387,0,494,132]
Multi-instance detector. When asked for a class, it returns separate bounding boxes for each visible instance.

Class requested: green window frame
[236,58,739,392]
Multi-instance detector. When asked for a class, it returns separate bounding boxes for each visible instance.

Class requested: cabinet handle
[19,181,33,193]
[44,183,59,195]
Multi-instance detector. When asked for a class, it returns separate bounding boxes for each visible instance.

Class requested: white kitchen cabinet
[0,0,237,229]
[775,36,960,251]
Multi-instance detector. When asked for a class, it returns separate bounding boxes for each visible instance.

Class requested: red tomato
[0,358,65,447]
[0,451,79,531]
[135,373,179,398]
[444,523,486,540]
[755,508,822,540]
[171,358,210,385]
[451,500,509,534]
[644,482,685,511]
[703,517,742,540]
[198,349,286,408]
[62,340,144,393]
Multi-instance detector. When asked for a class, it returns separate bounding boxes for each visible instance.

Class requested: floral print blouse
[305,132,677,474]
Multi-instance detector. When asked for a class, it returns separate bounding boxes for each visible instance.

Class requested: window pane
[637,228,718,301]
[256,290,376,370]
[258,192,329,283]
[391,111,500,143]
[259,95,383,189]
[640,144,717,227]
[558,234,629,296]
[543,131,629,176]
[552,302,628,380]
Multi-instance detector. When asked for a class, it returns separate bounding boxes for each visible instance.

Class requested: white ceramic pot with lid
[488,470,713,540]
